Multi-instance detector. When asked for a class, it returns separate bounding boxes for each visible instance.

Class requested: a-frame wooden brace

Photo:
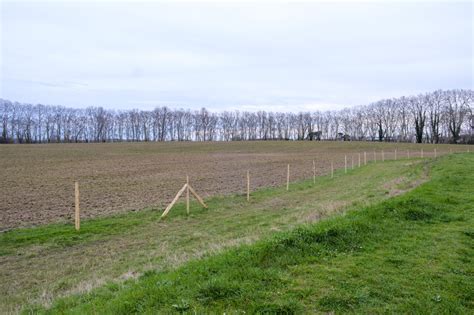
[161,177,207,218]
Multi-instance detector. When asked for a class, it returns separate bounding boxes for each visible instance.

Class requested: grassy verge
[27,153,474,314]
[1,158,427,312]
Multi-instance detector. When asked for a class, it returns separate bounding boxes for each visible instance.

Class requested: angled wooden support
[161,180,208,218]
[188,184,208,209]
[161,183,188,218]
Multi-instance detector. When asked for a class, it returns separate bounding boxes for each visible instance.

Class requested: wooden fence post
[395,149,397,160]
[358,153,361,167]
[186,175,190,215]
[286,164,290,191]
[374,150,377,163]
[345,155,347,173]
[331,161,334,178]
[75,181,80,231]
[247,170,250,202]
[313,160,316,184]
[351,155,354,169]
[364,151,367,165]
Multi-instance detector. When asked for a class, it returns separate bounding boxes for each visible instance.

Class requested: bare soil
[0,141,455,230]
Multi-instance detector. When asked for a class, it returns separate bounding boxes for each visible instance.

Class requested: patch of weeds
[462,230,474,239]
[172,299,190,312]
[403,208,434,221]
[252,300,301,314]
[277,222,369,254]
[385,257,405,267]
[197,280,242,304]
[318,294,361,311]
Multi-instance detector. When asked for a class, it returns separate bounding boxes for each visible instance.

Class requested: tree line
[1,89,473,144]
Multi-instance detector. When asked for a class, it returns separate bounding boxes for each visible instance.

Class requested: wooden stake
[344,155,347,173]
[188,185,208,208]
[75,181,80,231]
[286,164,290,191]
[364,151,367,165]
[161,184,187,218]
[331,161,334,178]
[358,153,361,167]
[186,175,190,215]
[312,160,316,184]
[382,150,385,162]
[374,150,377,163]
[395,149,397,160]
[434,148,437,158]
[351,155,354,169]
[247,170,250,202]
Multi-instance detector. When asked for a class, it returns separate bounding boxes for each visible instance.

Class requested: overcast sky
[0,1,472,112]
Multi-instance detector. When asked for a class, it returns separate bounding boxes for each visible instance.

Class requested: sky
[0,0,472,112]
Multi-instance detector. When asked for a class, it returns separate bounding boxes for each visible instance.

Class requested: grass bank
[1,157,427,313]
[28,153,473,313]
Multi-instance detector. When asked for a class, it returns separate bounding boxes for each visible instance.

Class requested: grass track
[23,153,474,313]
[1,157,428,313]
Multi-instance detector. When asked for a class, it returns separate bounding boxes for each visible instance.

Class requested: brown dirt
[0,141,453,230]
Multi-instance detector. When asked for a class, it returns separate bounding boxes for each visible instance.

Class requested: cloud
[1,1,472,110]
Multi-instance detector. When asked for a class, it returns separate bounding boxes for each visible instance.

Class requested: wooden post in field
[345,155,347,173]
[331,161,334,178]
[286,164,290,191]
[407,150,410,159]
[247,170,250,202]
[450,148,452,154]
[312,160,316,184]
[358,153,361,167]
[75,181,80,231]
[351,155,354,169]
[421,148,424,158]
[395,149,397,160]
[374,150,377,163]
[364,151,367,165]
[186,175,190,215]
[382,150,385,162]
[434,148,437,158]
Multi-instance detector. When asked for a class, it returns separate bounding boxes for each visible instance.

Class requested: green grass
[1,157,428,313]
[22,153,474,313]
